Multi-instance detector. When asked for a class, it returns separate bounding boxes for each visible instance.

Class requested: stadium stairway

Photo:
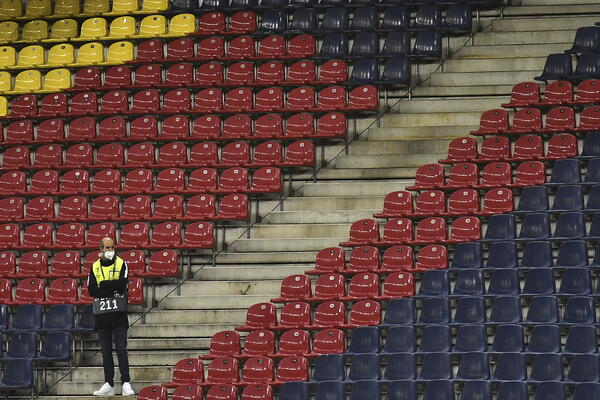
[32,0,600,399]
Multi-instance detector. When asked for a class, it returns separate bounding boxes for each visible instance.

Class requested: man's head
[100,237,115,260]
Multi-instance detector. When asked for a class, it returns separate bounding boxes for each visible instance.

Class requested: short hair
[99,237,114,249]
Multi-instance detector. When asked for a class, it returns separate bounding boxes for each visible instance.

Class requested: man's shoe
[122,382,135,396]
[93,382,115,396]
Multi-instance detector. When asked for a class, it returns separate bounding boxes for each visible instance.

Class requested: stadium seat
[535,53,573,81]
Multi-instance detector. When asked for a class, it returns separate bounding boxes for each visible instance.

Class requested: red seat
[151,222,182,248]
[37,119,65,142]
[252,114,282,139]
[187,168,218,192]
[252,141,282,167]
[182,222,214,248]
[308,328,345,357]
[414,190,446,216]
[39,93,67,116]
[10,95,38,118]
[376,218,413,246]
[0,224,19,248]
[236,303,277,331]
[508,134,543,161]
[541,80,573,105]
[161,116,190,140]
[307,273,345,301]
[347,85,377,110]
[226,35,255,59]
[153,195,184,220]
[305,247,345,275]
[0,197,23,221]
[90,195,119,221]
[21,223,53,249]
[154,168,185,193]
[189,142,218,167]
[197,37,225,60]
[203,357,239,386]
[163,63,193,87]
[42,278,79,305]
[501,82,540,108]
[136,39,164,62]
[162,89,191,113]
[219,142,250,167]
[241,329,276,358]
[274,356,309,384]
[287,60,316,84]
[199,11,225,35]
[224,88,253,112]
[508,108,542,134]
[98,117,126,142]
[406,164,445,190]
[578,105,600,131]
[57,196,88,221]
[339,219,380,247]
[481,188,513,215]
[258,35,285,59]
[345,300,381,328]
[513,161,546,187]
[341,272,379,301]
[0,171,26,195]
[13,251,48,278]
[120,222,150,248]
[0,252,16,277]
[103,65,131,88]
[309,301,346,329]
[130,116,158,139]
[24,196,55,220]
[134,64,162,87]
[195,88,223,113]
[256,61,284,85]
[192,116,222,140]
[471,109,509,135]
[5,120,34,144]
[123,168,154,193]
[217,167,249,193]
[446,189,479,216]
[128,278,144,305]
[200,331,241,360]
[255,87,284,112]
[46,251,84,278]
[206,385,237,400]
[287,35,315,58]
[73,67,102,90]
[275,302,311,330]
[477,162,511,188]
[33,144,62,168]
[162,358,204,388]
[274,330,310,358]
[186,194,216,220]
[447,216,480,243]
[55,223,85,248]
[318,85,346,110]
[70,92,98,115]
[228,11,256,34]
[126,143,155,167]
[121,250,146,276]
[7,278,46,305]
[543,106,575,133]
[96,143,124,168]
[413,217,446,244]
[316,112,346,138]
[0,279,12,303]
[286,87,315,111]
[380,272,415,299]
[166,38,194,61]
[91,169,121,193]
[241,357,274,386]
[78,282,93,304]
[574,79,600,105]
[286,113,314,138]
[172,385,202,400]
[143,250,179,277]
[478,136,510,162]
[101,90,129,114]
[446,163,478,188]
[413,244,447,271]
[2,146,30,169]
[64,143,93,167]
[318,60,348,84]
[439,137,478,164]
[68,117,97,141]
[542,133,577,159]
[138,385,167,400]
[216,193,249,221]
[130,90,160,113]
[282,140,314,167]
[271,274,311,303]
[250,167,281,193]
[86,223,116,247]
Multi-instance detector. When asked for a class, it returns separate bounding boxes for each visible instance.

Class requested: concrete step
[262,209,379,224]
[519,0,600,5]
[249,223,350,239]
[334,154,444,169]
[307,166,420,180]
[216,251,317,264]
[229,237,346,252]
[365,125,477,140]
[473,29,577,45]
[503,4,600,17]
[126,338,210,351]
[162,295,273,311]
[457,43,569,58]
[281,195,385,211]
[492,15,600,32]
[81,351,194,367]
[296,181,410,197]
[177,280,281,296]
[443,57,546,73]
[47,366,171,384]
[411,84,514,97]
[429,70,541,86]
[381,111,481,127]
[196,265,309,280]
[128,323,238,338]
[395,97,504,113]
[47,380,156,396]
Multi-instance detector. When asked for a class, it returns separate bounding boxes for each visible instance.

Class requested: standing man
[88,237,135,397]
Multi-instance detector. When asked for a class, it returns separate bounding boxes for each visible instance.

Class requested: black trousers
[97,327,131,385]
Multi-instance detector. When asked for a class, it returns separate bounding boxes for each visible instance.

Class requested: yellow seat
[48,19,78,41]
[54,0,80,16]
[17,45,46,68]
[43,69,71,92]
[45,44,75,66]
[0,97,7,117]
[75,17,107,40]
[25,0,52,18]
[82,0,110,15]
[0,72,12,93]
[109,0,139,14]
[21,20,49,42]
[109,16,137,38]
[12,70,42,93]
[140,0,169,12]
[166,14,196,36]
[0,46,16,68]
[136,15,166,37]
[0,22,19,43]
[75,42,105,65]
[0,0,23,18]
[106,41,134,63]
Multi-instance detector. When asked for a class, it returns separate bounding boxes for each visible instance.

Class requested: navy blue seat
[530,353,563,382]
[321,7,348,31]
[315,381,344,400]
[559,268,592,296]
[36,331,72,364]
[562,296,595,325]
[0,358,34,397]
[171,0,194,10]
[350,33,379,57]
[496,382,527,400]
[73,304,94,333]
[573,383,600,400]
[490,324,523,353]
[572,53,600,81]
[581,132,600,159]
[201,0,228,8]
[534,53,573,81]
[534,382,565,400]
[453,325,486,353]
[593,242,600,271]
[518,213,550,241]
[442,4,472,33]
[2,332,37,360]
[522,268,555,295]
[515,185,548,213]
[455,353,489,381]
[412,6,441,30]
[527,324,561,353]
[417,270,449,297]
[452,270,484,297]
[565,325,598,354]
[418,298,450,325]
[279,382,309,400]
[410,31,442,60]
[260,9,286,32]
[453,296,485,325]
[382,353,416,381]
[484,241,517,269]
[488,296,521,324]
[492,353,526,381]
[460,380,490,400]
[585,185,600,211]
[585,159,600,185]
[319,33,348,57]
[567,354,600,383]
[388,380,416,400]
[552,212,585,240]
[41,304,75,332]
[350,380,379,400]
[482,215,516,242]
[350,7,378,30]
[320,0,346,6]
[423,380,454,400]
[566,26,600,54]
[382,32,411,57]
[6,304,43,333]
[552,185,583,212]
[381,298,414,327]
[311,354,345,382]
[382,326,415,354]
[487,269,519,296]
[418,326,450,353]
[348,327,380,354]
[548,158,581,185]
[525,296,559,324]
[381,57,411,87]
[555,240,589,269]
[418,353,452,381]
[382,6,409,30]
[451,242,483,269]
[587,213,600,240]
[0,304,8,331]
[520,241,553,269]
[347,354,379,381]
[349,58,379,83]
[258,0,287,6]
[231,0,258,7]
[289,8,317,31]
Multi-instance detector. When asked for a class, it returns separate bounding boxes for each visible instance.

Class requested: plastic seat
[240,329,275,358]
[487,269,519,296]
[527,324,561,354]
[228,10,257,34]
[522,268,555,296]
[525,296,559,324]
[450,242,483,269]
[572,53,600,81]
[573,383,600,400]
[24,196,55,220]
[65,144,93,167]
[567,355,600,383]
[564,325,598,354]
[491,353,526,381]
[163,358,204,387]
[309,274,345,301]
[535,53,573,81]
[410,31,442,60]
[339,219,379,246]
[406,164,445,190]
[418,297,449,325]
[256,62,285,85]
[381,298,414,327]
[488,296,521,324]
[563,296,595,324]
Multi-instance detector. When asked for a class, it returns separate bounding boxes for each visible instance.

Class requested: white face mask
[103,250,115,260]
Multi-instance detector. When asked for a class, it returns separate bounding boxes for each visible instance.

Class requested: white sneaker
[121,382,135,396]
[93,382,115,396]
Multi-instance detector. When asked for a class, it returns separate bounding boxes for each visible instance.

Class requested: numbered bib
[93,293,128,315]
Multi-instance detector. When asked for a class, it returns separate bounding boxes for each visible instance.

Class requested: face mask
[103,250,115,260]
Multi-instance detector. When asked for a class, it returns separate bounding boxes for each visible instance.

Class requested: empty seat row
[0,331,71,366]
[0,303,95,332]
[536,52,600,82]
[176,0,501,9]
[502,79,600,109]
[0,193,250,223]
[0,0,168,19]
[0,166,283,196]
[0,68,71,94]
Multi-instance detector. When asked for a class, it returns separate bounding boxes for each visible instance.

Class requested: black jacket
[87,257,130,330]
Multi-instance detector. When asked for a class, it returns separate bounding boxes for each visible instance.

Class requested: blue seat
[451,242,483,269]
[452,270,484,297]
[453,296,485,325]
[586,159,600,185]
[350,380,379,400]
[2,332,37,360]
[381,57,411,87]
[231,0,259,6]
[585,185,600,211]
[559,268,592,296]
[412,5,441,30]
[496,382,527,400]
[418,353,452,381]
[482,215,516,242]
[487,269,519,296]
[515,185,548,213]
[442,4,472,33]
[201,0,228,8]
[350,33,379,57]
[418,270,449,297]
[321,7,348,31]
[520,241,553,269]
[0,358,34,396]
[320,33,348,57]
[382,326,415,354]
[423,380,454,400]
[348,327,380,354]
[552,185,583,212]
[490,324,523,353]
[552,212,586,240]
[382,353,416,381]
[418,298,450,325]
[350,7,378,30]
[530,353,563,382]
[566,26,600,53]
[259,0,287,6]
[522,268,555,295]
[418,326,450,353]
[518,213,550,241]
[311,354,345,382]
[525,296,559,324]
[567,354,600,382]
[172,0,194,10]
[527,324,561,353]
[562,296,595,325]
[534,53,573,81]
[410,31,442,60]
[289,8,317,31]
[572,53,600,81]
[279,382,309,400]
[460,380,490,400]
[548,158,581,185]
[587,213,600,240]
[381,298,414,327]
[6,304,43,333]
[388,380,416,400]
[484,241,517,269]
[260,9,286,32]
[488,296,521,324]
[36,331,72,363]
[0,305,8,331]
[455,353,489,381]
[315,381,344,400]
[347,354,379,381]
[382,6,409,30]
[492,353,526,381]
[453,325,486,353]
[41,304,75,332]
[534,382,565,400]
[565,325,598,354]
[73,304,94,333]
[581,132,600,159]
[383,32,411,57]
[573,383,600,400]
[349,58,379,83]
[555,240,589,269]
